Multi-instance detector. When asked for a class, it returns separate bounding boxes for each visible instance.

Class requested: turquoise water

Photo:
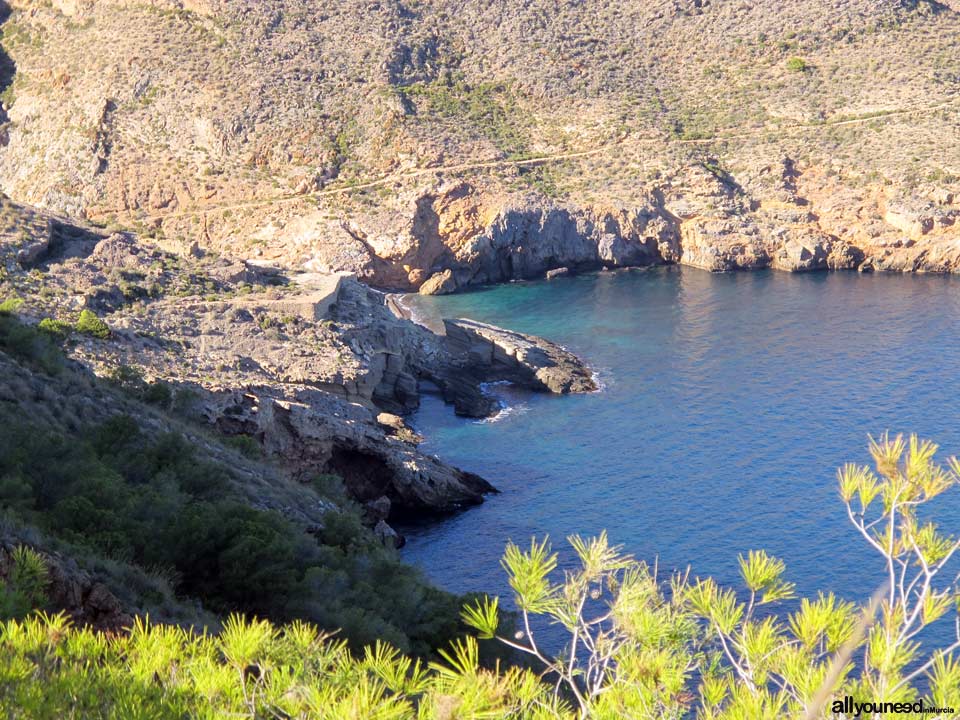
[399,268,960,617]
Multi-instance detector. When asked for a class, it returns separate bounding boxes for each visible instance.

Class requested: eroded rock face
[203,387,495,514]
[439,197,676,288]
[289,161,959,293]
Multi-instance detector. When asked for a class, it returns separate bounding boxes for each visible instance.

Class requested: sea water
[399,267,960,633]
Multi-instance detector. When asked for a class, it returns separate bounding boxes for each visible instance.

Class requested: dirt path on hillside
[139,97,959,224]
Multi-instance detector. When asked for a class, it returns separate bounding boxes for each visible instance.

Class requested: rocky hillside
[0,208,597,646]
[0,0,956,292]
[0,196,596,516]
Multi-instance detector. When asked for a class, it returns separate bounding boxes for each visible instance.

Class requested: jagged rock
[205,387,495,514]
[419,268,458,295]
[884,202,934,237]
[373,520,405,549]
[376,412,405,431]
[16,238,50,268]
[679,217,769,272]
[364,495,392,523]
[772,235,829,272]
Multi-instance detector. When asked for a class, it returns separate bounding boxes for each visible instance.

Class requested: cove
[397,267,960,615]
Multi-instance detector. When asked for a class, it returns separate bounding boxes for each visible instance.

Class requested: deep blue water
[399,268,960,626]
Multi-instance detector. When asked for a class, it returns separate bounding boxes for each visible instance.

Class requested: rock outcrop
[1,213,599,517]
[285,159,957,296]
[444,319,597,394]
[0,542,132,631]
[203,386,495,515]
[418,268,458,295]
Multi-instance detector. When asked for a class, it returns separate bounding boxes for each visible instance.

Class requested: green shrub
[0,613,539,719]
[75,309,110,339]
[461,433,960,717]
[786,56,810,72]
[0,546,48,621]
[223,433,261,459]
[0,314,64,374]
[311,473,349,502]
[106,365,174,408]
[5,434,960,718]
[37,318,72,338]
[0,296,23,315]
[107,363,144,388]
[0,408,463,655]
[141,380,173,408]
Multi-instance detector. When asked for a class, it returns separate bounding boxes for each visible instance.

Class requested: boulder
[419,269,458,295]
[364,495,392,523]
[773,236,829,272]
[376,412,405,431]
[16,239,50,268]
[884,202,934,238]
[373,520,405,549]
[1,542,132,632]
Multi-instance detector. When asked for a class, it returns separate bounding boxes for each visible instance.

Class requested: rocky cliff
[293,160,959,295]
[0,200,596,522]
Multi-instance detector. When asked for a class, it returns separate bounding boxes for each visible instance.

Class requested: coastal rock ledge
[434,316,597,417]
[444,318,597,395]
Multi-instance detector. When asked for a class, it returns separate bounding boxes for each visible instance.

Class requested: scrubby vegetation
[0,303,64,375]
[0,613,543,719]
[3,434,960,718]
[0,309,464,656]
[786,56,810,72]
[0,546,47,621]
[75,308,110,339]
[0,410,463,656]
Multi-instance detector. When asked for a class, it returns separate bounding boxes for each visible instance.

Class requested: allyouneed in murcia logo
[832,697,956,716]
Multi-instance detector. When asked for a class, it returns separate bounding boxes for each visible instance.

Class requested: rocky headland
[0,198,597,539]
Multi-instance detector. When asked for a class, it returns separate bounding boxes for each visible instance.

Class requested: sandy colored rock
[419,269,458,295]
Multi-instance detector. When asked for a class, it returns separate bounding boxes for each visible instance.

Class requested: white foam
[475,380,529,424]
[589,368,609,393]
[476,400,529,424]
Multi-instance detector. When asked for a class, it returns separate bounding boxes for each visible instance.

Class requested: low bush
[0,313,64,375]
[108,363,174,408]
[0,546,48,621]
[0,613,542,719]
[4,434,960,718]
[36,318,72,338]
[0,408,462,655]
[223,433,261,459]
[141,379,173,407]
[0,296,23,314]
[75,309,110,339]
